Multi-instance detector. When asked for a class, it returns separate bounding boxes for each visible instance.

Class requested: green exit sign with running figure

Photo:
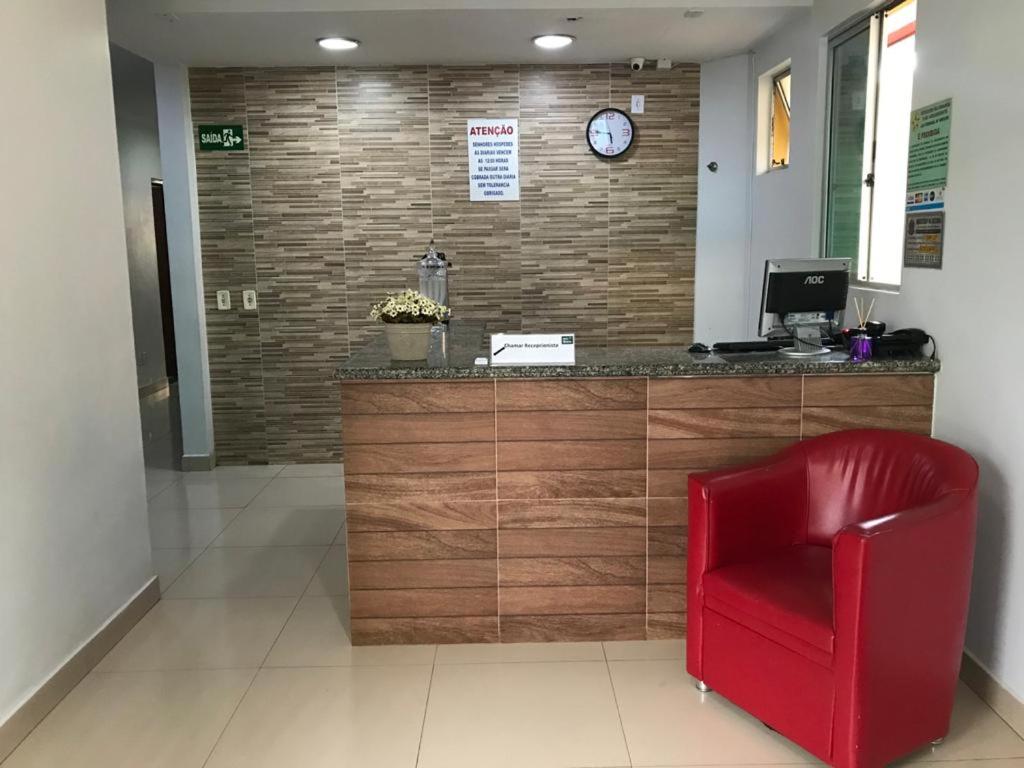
[198,124,245,152]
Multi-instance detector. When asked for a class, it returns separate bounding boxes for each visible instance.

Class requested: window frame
[769,68,792,171]
[821,0,912,292]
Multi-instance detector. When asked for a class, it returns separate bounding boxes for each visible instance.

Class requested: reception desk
[336,324,939,646]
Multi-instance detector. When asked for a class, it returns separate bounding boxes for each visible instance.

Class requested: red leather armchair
[687,429,979,768]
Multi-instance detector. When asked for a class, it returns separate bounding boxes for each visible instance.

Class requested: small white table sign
[490,333,575,366]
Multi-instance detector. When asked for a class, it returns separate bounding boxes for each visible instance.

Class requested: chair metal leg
[931,737,945,746]
[696,680,712,693]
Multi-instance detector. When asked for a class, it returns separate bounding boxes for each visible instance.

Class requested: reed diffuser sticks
[853,296,875,330]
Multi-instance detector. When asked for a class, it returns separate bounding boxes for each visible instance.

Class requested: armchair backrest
[798,430,979,546]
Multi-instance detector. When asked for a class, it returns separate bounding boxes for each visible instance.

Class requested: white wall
[849,0,1024,702]
[744,0,1024,701]
[0,0,154,725]
[694,54,755,343]
[110,44,167,391]
[154,64,216,464]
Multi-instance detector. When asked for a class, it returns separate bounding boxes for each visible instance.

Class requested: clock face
[587,108,635,158]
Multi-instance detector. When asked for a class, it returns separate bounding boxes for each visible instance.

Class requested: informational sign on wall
[907,99,952,191]
[904,211,945,270]
[467,119,519,202]
[198,124,245,152]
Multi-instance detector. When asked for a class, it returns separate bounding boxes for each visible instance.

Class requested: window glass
[770,70,791,168]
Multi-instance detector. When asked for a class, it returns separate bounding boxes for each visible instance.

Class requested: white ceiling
[107,0,810,66]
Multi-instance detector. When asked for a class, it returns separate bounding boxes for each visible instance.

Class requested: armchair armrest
[686,447,808,680]
[687,448,808,576]
[831,490,978,765]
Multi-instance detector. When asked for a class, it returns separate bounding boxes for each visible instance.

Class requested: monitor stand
[779,325,831,358]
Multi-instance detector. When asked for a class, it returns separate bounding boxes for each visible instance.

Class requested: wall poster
[467,119,520,202]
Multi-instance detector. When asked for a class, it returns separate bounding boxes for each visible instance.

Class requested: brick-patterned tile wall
[190,64,700,464]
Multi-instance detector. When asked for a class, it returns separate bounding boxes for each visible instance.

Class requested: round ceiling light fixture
[317,37,360,51]
[532,34,575,50]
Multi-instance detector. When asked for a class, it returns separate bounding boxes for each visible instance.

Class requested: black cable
[781,317,827,349]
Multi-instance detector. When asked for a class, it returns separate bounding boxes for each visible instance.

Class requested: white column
[154,63,215,468]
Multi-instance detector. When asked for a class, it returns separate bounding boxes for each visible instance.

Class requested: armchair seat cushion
[703,544,835,663]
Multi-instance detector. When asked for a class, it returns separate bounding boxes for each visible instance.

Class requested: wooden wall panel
[497,440,646,471]
[351,588,497,618]
[802,405,933,437]
[351,617,499,644]
[343,413,495,444]
[349,559,497,589]
[649,408,801,439]
[498,469,646,500]
[497,410,646,441]
[342,381,495,414]
[649,437,797,470]
[803,374,934,407]
[499,499,646,528]
[341,373,934,644]
[349,530,496,561]
[496,379,647,411]
[649,376,801,409]
[345,472,495,504]
[344,443,496,474]
[345,500,496,532]
[501,615,645,643]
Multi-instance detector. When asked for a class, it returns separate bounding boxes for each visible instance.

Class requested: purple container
[850,334,873,363]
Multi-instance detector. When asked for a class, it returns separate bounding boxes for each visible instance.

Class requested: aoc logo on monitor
[804,275,826,285]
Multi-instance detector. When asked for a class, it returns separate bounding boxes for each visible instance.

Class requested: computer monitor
[758,258,851,358]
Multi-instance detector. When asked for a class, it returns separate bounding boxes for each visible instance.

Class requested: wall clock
[586,108,635,158]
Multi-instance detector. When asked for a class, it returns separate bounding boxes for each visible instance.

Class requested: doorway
[151,179,178,381]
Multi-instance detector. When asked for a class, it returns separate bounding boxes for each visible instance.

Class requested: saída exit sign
[198,124,245,152]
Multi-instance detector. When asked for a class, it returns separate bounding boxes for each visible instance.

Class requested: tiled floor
[5,446,1024,766]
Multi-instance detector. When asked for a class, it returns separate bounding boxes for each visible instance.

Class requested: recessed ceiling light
[533,34,575,50]
[317,37,359,51]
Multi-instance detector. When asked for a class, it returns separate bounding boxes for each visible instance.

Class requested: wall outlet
[242,289,258,310]
[216,290,231,310]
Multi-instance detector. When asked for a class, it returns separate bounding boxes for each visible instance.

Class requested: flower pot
[384,323,431,361]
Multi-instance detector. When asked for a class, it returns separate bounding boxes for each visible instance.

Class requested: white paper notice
[467,118,520,202]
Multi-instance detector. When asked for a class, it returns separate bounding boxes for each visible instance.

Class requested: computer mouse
[688,342,711,354]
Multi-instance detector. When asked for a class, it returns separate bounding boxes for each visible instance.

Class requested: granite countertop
[335,322,940,380]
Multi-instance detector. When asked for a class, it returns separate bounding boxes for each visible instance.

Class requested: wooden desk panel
[340,373,935,644]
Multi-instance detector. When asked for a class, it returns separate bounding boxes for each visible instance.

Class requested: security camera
[630,57,645,72]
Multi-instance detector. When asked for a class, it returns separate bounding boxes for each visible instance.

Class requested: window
[770,69,792,169]
[823,0,917,287]
[757,62,792,174]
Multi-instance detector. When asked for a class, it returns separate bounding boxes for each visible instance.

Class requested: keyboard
[712,340,795,353]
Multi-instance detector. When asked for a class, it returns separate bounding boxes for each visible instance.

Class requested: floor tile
[436,640,605,664]
[151,547,205,592]
[204,665,432,768]
[248,476,346,508]
[2,669,255,768]
[147,507,241,549]
[278,463,343,478]
[145,467,181,500]
[148,477,270,511]
[604,639,684,661]
[304,545,349,596]
[264,595,436,667]
[212,506,345,547]
[901,682,1024,763]
[185,464,285,479]
[608,660,816,765]
[163,546,328,599]
[97,597,297,671]
[418,660,630,768]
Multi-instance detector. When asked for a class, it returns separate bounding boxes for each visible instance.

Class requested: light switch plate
[242,289,258,310]
[631,95,645,114]
[216,290,231,310]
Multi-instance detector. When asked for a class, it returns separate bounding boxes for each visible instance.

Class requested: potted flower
[369,289,449,361]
